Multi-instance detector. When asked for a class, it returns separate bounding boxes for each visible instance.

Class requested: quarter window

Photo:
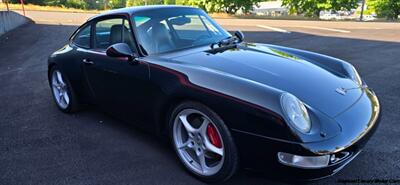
[73,25,91,48]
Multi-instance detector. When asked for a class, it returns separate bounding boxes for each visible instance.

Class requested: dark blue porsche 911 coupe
[48,5,380,182]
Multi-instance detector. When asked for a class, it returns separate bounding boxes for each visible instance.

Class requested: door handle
[82,58,94,65]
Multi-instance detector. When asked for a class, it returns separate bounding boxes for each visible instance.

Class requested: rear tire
[49,66,80,113]
[169,101,239,183]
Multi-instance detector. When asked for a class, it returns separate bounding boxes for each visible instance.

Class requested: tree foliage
[369,0,400,20]
[9,0,262,13]
[282,0,358,17]
[108,0,127,9]
[163,0,175,4]
[10,0,88,9]
[126,0,163,6]
[178,0,262,14]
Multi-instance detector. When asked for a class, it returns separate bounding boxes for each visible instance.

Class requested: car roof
[88,5,197,21]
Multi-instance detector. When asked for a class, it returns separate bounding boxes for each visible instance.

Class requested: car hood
[169,43,363,118]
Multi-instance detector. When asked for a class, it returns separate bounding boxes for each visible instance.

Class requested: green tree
[163,0,176,4]
[370,0,400,20]
[64,0,87,9]
[11,0,90,9]
[221,0,263,14]
[177,0,262,14]
[10,0,262,13]
[177,0,207,11]
[9,0,47,5]
[282,0,359,17]
[126,0,163,6]
[109,0,127,9]
[85,0,104,9]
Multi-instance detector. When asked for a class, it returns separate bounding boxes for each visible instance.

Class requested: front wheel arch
[47,62,57,84]
[48,65,81,113]
[158,96,213,136]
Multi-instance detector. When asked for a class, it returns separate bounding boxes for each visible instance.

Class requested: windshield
[132,8,231,55]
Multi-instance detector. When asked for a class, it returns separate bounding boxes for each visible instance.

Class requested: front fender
[147,59,338,143]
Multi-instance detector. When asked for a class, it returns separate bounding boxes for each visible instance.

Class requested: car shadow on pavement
[0,23,399,185]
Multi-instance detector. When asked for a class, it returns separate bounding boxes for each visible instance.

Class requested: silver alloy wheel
[51,70,70,109]
[173,109,225,176]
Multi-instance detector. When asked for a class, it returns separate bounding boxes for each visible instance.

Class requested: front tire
[49,66,80,113]
[169,101,239,183]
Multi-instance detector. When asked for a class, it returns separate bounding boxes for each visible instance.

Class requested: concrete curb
[0,11,32,37]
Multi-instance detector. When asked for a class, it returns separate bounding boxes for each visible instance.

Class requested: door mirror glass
[106,43,136,61]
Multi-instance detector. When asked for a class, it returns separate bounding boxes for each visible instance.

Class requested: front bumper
[233,89,381,180]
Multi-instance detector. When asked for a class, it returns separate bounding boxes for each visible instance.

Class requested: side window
[73,25,91,48]
[94,18,136,51]
[123,20,136,49]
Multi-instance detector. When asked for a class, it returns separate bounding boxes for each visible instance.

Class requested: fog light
[277,152,330,169]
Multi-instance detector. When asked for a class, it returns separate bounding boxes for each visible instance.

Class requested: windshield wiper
[208,31,245,54]
[207,37,240,54]
[210,36,237,49]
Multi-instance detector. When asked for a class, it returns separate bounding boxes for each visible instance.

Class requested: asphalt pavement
[0,11,399,185]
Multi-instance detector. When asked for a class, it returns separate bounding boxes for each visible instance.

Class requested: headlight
[280,93,311,133]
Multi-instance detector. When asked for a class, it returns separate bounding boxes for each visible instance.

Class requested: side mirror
[234,30,244,43]
[106,43,137,62]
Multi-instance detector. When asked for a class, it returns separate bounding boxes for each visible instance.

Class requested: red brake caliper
[206,123,222,148]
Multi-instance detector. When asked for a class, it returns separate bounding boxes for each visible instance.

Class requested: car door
[82,16,153,125]
[69,23,96,102]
